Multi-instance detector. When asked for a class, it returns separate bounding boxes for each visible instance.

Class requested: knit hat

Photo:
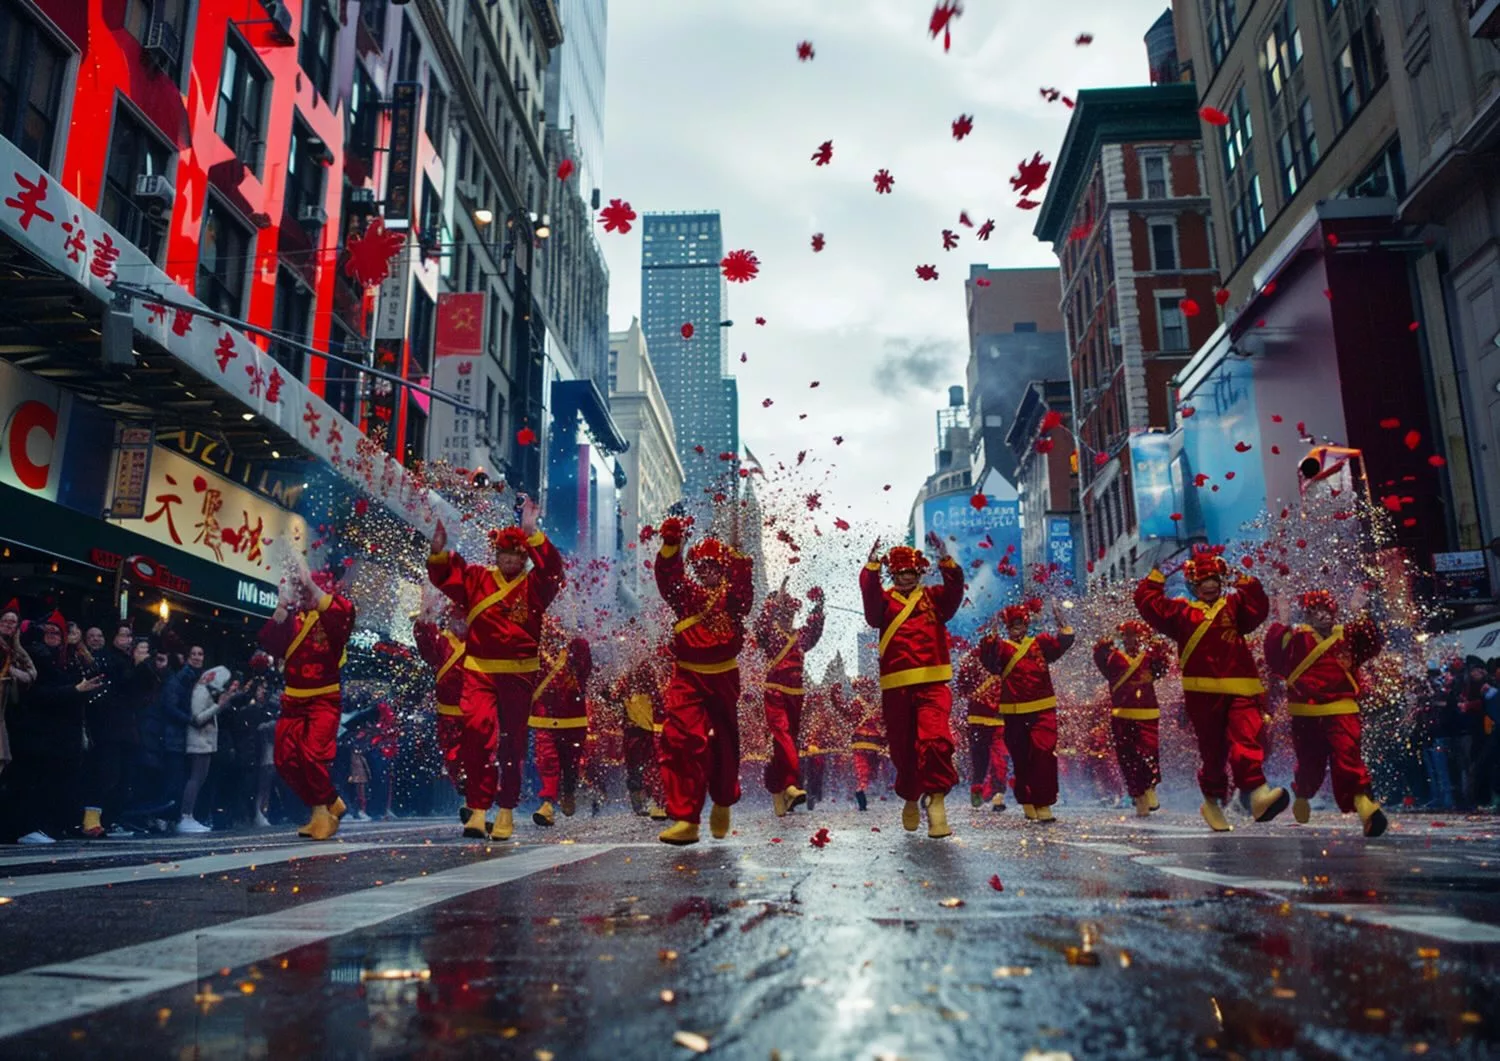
[201,665,232,693]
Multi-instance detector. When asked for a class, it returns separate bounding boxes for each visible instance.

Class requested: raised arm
[726,550,756,623]
[426,547,471,610]
[1262,622,1295,679]
[1039,627,1075,663]
[799,595,826,652]
[977,634,1009,675]
[529,532,566,610]
[1092,638,1117,677]
[1232,575,1270,634]
[1345,616,1384,667]
[319,592,356,649]
[859,561,886,630]
[412,621,443,669]
[654,519,695,616]
[257,610,296,659]
[1133,571,1182,638]
[570,637,593,688]
[932,556,966,624]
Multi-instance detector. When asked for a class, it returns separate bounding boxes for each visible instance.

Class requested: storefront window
[101,104,172,262]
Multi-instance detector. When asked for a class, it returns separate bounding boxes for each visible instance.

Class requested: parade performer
[954,648,1009,811]
[977,601,1075,823]
[800,680,846,810]
[258,564,355,841]
[1135,544,1289,831]
[1093,620,1170,816]
[615,646,668,818]
[752,580,826,816]
[413,609,469,817]
[848,677,886,811]
[529,619,592,826]
[860,533,964,838]
[653,516,755,845]
[428,496,565,841]
[1264,588,1387,836]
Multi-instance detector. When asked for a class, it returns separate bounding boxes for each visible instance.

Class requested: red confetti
[959,211,974,227]
[1326,233,1340,247]
[928,1,962,52]
[1382,495,1404,512]
[833,436,844,445]
[809,827,831,848]
[342,219,406,289]
[556,158,575,181]
[809,381,820,388]
[915,264,939,281]
[834,518,850,531]
[1264,280,1278,295]
[1062,96,1075,108]
[1180,406,1195,418]
[1235,441,1252,452]
[796,40,815,61]
[1075,32,1093,45]
[740,352,748,363]
[952,114,974,140]
[1010,152,1051,197]
[1409,321,1420,332]
[516,426,537,446]
[1271,414,1283,423]
[1404,430,1422,450]
[1040,410,1064,432]
[1379,418,1401,429]
[942,229,960,251]
[1296,539,1308,549]
[721,249,760,283]
[1180,297,1201,317]
[755,317,767,325]
[1429,454,1447,467]
[977,219,995,240]
[761,398,773,408]
[1199,105,1229,126]
[975,277,992,287]
[1215,288,1230,306]
[1094,452,1108,467]
[970,493,988,510]
[353,499,369,517]
[1224,471,1236,480]
[811,232,826,252]
[1270,445,1280,455]
[989,874,1004,892]
[811,140,834,166]
[1170,512,1183,521]
[1194,474,1209,487]
[681,322,695,339]
[598,198,637,234]
[1403,518,1418,527]
[883,484,892,491]
[1035,437,1054,454]
[1296,421,1306,434]
[873,168,895,194]
[1016,198,1041,210]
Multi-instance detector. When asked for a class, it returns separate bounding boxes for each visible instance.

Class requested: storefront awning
[551,378,628,454]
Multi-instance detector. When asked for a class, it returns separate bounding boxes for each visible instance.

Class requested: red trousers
[1003,709,1058,808]
[274,692,341,808]
[1109,716,1161,798]
[1291,713,1371,812]
[1185,693,1268,802]
[456,669,536,811]
[967,723,1008,799]
[881,682,958,801]
[763,689,803,793]
[853,749,883,792]
[624,726,660,799]
[660,665,742,823]
[535,728,586,801]
[436,714,465,796]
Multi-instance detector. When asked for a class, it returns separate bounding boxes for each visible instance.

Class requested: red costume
[753,594,825,795]
[848,693,887,794]
[859,549,964,800]
[655,533,755,825]
[1092,628,1170,799]
[414,620,468,796]
[616,653,667,807]
[978,616,1075,810]
[259,588,356,811]
[530,631,593,806]
[427,529,565,813]
[953,651,1008,802]
[1135,556,1270,803]
[1265,609,1383,814]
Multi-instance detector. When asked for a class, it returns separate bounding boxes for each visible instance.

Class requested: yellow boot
[82,807,104,839]
[1353,793,1388,838]
[461,807,488,839]
[783,785,807,812]
[1021,803,1037,821]
[533,801,555,827]
[1146,788,1159,812]
[1034,805,1056,824]
[297,811,318,838]
[560,795,576,817]
[926,792,952,839]
[658,819,700,845]
[647,801,667,820]
[1249,784,1291,823]
[490,808,515,841]
[305,804,341,841]
[1292,797,1311,824]
[1133,794,1151,818]
[329,797,347,822]
[772,789,788,818]
[709,804,731,839]
[901,800,920,831]
[1200,800,1232,832]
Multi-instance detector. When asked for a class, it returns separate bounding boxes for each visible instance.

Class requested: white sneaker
[352,810,371,822]
[176,817,212,834]
[17,830,55,845]
[253,812,272,829]
[106,824,133,838]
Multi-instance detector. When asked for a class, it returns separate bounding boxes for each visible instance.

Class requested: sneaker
[105,824,134,838]
[17,830,55,845]
[176,817,212,835]
[351,810,371,823]
[253,813,273,829]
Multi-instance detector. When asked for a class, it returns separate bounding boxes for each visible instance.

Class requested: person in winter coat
[80,625,155,837]
[137,646,205,826]
[0,599,37,777]
[179,666,234,833]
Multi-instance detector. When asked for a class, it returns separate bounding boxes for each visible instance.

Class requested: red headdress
[688,536,731,564]
[1000,603,1032,626]
[1182,544,1229,583]
[1,598,19,617]
[1299,589,1338,615]
[1118,619,1152,638]
[489,526,530,553]
[309,569,339,594]
[882,545,929,574]
[42,609,65,630]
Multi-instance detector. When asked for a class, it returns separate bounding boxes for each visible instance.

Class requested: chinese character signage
[429,293,485,470]
[384,81,422,225]
[1046,515,1076,584]
[109,446,307,582]
[110,423,154,519]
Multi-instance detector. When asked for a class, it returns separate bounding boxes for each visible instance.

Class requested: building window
[409,289,434,378]
[123,0,188,80]
[286,121,326,222]
[214,34,267,173]
[425,80,447,146]
[299,0,337,101]
[0,3,70,171]
[1334,4,1387,125]
[398,15,422,83]
[1298,98,1319,167]
[325,320,363,421]
[1348,138,1407,199]
[1142,153,1169,199]
[1149,222,1178,271]
[360,0,388,44]
[1263,3,1302,101]
[1277,130,1302,198]
[347,65,379,156]
[1336,46,1359,121]
[271,271,312,378]
[1221,86,1252,175]
[198,198,252,318]
[100,104,171,262]
[1202,0,1239,69]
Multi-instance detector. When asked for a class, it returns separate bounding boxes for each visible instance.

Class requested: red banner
[436,293,486,358]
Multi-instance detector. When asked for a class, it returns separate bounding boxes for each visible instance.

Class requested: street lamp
[473,207,494,227]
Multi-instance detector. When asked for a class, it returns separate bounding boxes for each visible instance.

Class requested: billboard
[429,293,485,470]
[922,491,1022,643]
[1179,355,1268,548]
[1129,431,1189,541]
[1045,514,1077,585]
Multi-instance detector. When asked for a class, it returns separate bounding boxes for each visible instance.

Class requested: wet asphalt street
[0,795,1496,1061]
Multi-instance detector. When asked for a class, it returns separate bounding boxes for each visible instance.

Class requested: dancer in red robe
[1093,620,1170,815]
[752,581,825,816]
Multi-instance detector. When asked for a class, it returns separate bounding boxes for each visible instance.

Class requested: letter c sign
[3,399,58,491]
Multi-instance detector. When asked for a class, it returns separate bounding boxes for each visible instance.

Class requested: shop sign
[1434,550,1491,601]
[109,424,154,519]
[383,82,421,224]
[429,293,485,470]
[87,547,191,593]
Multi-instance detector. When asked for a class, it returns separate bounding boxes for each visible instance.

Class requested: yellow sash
[466,571,527,626]
[531,649,571,704]
[1111,651,1147,693]
[285,610,320,661]
[997,637,1035,687]
[1178,598,1229,670]
[528,714,587,729]
[674,583,726,635]
[435,633,465,686]
[766,630,799,671]
[625,693,655,731]
[878,589,925,658]
[1285,625,1353,692]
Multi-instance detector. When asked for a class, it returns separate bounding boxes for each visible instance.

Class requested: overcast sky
[597,0,1175,545]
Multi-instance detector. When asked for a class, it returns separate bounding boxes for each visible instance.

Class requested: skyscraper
[544,0,608,201]
[641,211,738,503]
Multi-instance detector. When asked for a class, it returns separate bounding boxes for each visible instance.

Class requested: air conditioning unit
[143,17,181,72]
[132,173,175,217]
[347,187,378,214]
[298,205,329,228]
[1471,0,1500,39]
[265,1,295,44]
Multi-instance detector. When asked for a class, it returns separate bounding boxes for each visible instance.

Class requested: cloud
[873,337,965,391]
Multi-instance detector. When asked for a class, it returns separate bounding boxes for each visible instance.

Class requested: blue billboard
[922,491,1022,643]
[1179,356,1268,548]
[1045,514,1077,586]
[1129,431,1188,542]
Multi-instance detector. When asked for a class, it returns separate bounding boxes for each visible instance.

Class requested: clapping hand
[867,538,882,564]
[431,520,448,555]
